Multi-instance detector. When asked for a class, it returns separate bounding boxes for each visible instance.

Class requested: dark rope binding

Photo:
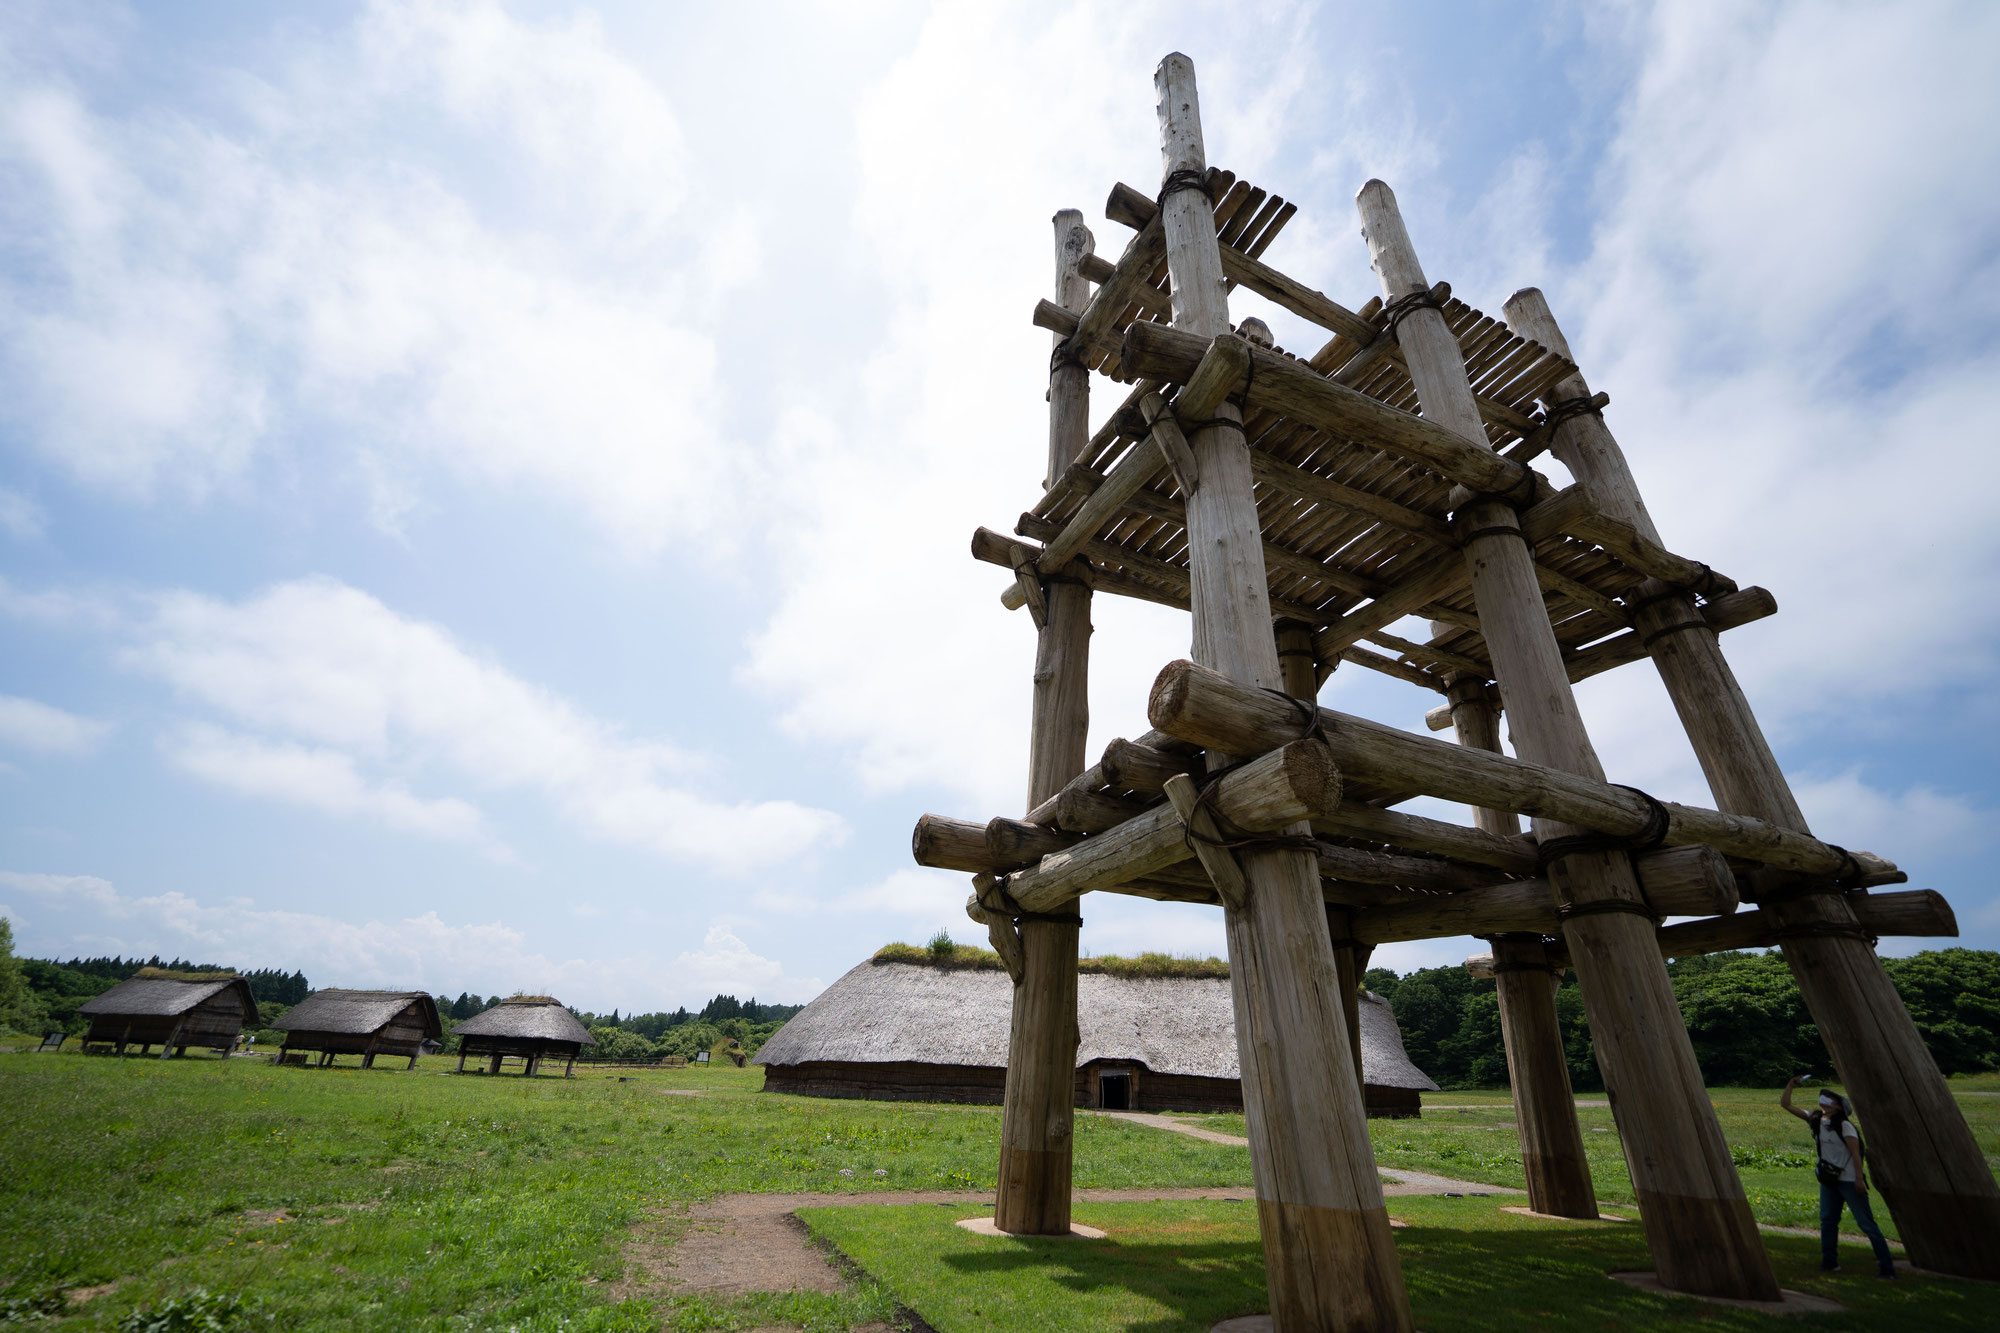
[976,874,1081,927]
[1534,785,1672,872]
[1156,168,1215,211]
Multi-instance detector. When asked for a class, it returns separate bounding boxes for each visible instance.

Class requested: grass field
[2,1054,1996,1331]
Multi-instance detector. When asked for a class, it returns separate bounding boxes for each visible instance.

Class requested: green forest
[1368,947,2000,1089]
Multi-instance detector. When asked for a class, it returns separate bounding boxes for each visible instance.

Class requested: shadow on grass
[816,1200,2000,1333]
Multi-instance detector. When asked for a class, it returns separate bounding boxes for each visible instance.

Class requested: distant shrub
[872,944,1228,979]
[925,929,958,960]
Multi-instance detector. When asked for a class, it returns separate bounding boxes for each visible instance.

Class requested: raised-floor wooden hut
[755,956,1436,1116]
[78,970,256,1057]
[274,989,441,1069]
[451,996,595,1077]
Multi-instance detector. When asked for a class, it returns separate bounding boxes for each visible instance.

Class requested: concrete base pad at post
[956,1216,1105,1239]
[1501,1205,1630,1223]
[1609,1272,1841,1314]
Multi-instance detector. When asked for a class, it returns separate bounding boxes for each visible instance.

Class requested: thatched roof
[453,996,595,1045]
[274,989,441,1039]
[79,975,253,1018]
[755,959,1438,1091]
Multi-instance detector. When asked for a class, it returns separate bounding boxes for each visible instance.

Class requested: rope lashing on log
[1556,897,1661,926]
[1534,785,1672,871]
[1639,617,1712,649]
[974,874,1083,927]
[1177,774,1320,857]
[1381,285,1446,343]
[1456,523,1536,550]
[1624,563,1728,610]
[1049,341,1086,374]
[1156,167,1214,210]
[1538,394,1606,434]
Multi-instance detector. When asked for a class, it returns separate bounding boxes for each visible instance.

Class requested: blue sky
[1,1,1995,1012]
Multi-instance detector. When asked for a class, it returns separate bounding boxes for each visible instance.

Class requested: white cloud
[1790,771,1983,860]
[165,723,497,851]
[0,694,110,756]
[1,867,821,1009]
[126,577,843,872]
[0,0,742,550]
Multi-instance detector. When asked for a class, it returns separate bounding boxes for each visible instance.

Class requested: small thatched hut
[755,957,1439,1116]
[78,971,256,1057]
[451,996,595,1077]
[273,989,441,1069]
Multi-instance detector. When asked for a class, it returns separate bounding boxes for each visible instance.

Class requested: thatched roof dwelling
[274,989,441,1069]
[78,971,256,1057]
[755,958,1440,1116]
[452,996,595,1077]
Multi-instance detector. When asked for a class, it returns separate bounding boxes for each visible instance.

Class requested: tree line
[0,931,804,1061]
[1368,947,2000,1090]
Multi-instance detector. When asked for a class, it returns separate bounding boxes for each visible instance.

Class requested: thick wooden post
[1435,650,1595,1217]
[1288,619,1369,1102]
[1163,57,1412,1332]
[1490,935,1597,1217]
[1506,286,2000,1279]
[1360,180,1777,1300]
[993,209,1095,1237]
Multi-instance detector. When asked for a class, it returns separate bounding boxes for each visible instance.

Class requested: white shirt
[1817,1115,1859,1184]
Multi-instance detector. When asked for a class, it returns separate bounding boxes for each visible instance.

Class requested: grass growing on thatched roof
[872,943,1229,979]
[501,994,559,1005]
[133,966,240,981]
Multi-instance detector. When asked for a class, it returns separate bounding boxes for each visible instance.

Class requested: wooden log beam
[1540,889,1958,968]
[999,738,1341,915]
[1564,587,1778,685]
[1312,803,1540,875]
[1163,773,1246,908]
[1348,845,1735,945]
[1149,657,1897,881]
[1120,320,1555,507]
[973,526,1184,614]
[1066,210,1165,362]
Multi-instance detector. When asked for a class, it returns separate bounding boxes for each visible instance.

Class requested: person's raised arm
[1780,1074,1811,1122]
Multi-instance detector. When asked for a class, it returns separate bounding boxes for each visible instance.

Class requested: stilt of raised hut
[1504,288,2000,1280]
[1439,662,1594,1219]
[1157,57,1411,1330]
[991,208,1096,1238]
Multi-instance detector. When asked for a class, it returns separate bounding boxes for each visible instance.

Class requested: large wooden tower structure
[911,53,1996,1330]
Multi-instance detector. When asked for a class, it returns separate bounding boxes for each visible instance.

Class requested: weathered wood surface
[1157,55,1412,1333]
[1148,658,1896,881]
[1359,180,1774,1301]
[1347,845,1734,945]
[1509,286,2000,1279]
[996,210,1097,1240]
[998,739,1341,913]
[1490,936,1598,1218]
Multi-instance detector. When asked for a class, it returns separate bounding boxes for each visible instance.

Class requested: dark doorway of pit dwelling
[1098,1070,1132,1110]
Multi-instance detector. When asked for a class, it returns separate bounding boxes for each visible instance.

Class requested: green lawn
[0,1053,1244,1330]
[4,1054,1996,1331]
[804,1196,1998,1333]
[1175,1078,2000,1241]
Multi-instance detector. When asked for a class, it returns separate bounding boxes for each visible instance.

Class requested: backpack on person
[1808,1108,1861,1187]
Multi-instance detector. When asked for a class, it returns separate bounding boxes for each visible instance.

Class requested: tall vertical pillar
[1505,287,2000,1278]
[1439,664,1596,1218]
[1286,620,1370,1105]
[1161,56,1412,1332]
[993,210,1095,1236]
[1360,181,1777,1300]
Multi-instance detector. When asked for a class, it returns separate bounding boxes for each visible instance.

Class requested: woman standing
[1780,1075,1897,1277]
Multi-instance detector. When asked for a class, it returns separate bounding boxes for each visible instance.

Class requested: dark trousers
[1820,1180,1895,1274]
